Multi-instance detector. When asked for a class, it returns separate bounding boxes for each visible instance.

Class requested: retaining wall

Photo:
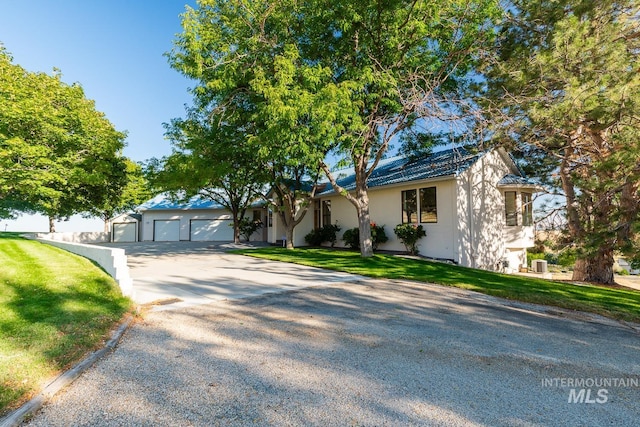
[31,237,134,298]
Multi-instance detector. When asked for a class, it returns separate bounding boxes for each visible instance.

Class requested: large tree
[483,0,640,283]
[147,109,267,244]
[168,1,348,248]
[84,159,152,232]
[169,0,500,256]
[0,47,128,231]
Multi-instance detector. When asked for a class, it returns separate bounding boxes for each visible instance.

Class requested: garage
[154,220,180,241]
[112,222,137,242]
[190,219,233,241]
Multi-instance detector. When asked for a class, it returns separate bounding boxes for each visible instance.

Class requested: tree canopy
[0,47,129,230]
[482,0,640,283]
[168,0,500,255]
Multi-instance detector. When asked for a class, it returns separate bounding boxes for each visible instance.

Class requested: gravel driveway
[23,273,639,426]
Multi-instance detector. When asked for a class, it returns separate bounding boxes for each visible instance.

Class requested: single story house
[118,146,540,273]
[270,146,540,272]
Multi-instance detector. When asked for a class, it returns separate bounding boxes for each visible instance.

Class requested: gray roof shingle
[316,147,483,196]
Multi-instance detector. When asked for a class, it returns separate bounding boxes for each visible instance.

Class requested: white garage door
[190,219,233,241]
[154,220,180,241]
[113,222,136,242]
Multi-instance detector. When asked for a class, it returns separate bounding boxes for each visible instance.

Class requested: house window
[505,191,518,226]
[402,189,418,223]
[313,200,321,229]
[268,209,273,227]
[419,187,437,223]
[322,200,331,226]
[253,210,262,225]
[522,192,533,226]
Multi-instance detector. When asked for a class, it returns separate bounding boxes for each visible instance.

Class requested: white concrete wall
[33,238,134,298]
[32,232,110,243]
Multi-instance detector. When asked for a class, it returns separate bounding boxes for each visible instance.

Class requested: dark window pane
[420,187,437,223]
[402,189,417,223]
[505,191,517,226]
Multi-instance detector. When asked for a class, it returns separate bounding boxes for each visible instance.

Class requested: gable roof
[316,147,484,196]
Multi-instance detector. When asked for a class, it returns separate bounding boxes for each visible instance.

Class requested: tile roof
[497,174,540,188]
[316,147,483,196]
[138,193,265,211]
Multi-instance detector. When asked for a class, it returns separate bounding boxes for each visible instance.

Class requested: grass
[236,247,640,323]
[0,232,133,415]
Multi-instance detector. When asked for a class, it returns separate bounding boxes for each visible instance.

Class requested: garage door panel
[154,220,180,241]
[190,219,233,241]
[113,223,136,242]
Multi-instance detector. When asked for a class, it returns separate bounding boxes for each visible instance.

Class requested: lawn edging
[235,248,640,324]
[0,315,135,427]
[28,236,134,298]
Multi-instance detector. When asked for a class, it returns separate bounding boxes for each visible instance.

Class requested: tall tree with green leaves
[169,0,500,256]
[147,108,267,244]
[84,159,152,232]
[482,0,640,283]
[168,1,349,248]
[0,47,128,231]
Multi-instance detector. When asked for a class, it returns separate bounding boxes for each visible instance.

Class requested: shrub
[238,217,263,241]
[557,248,577,268]
[304,223,341,247]
[342,223,388,250]
[394,223,426,255]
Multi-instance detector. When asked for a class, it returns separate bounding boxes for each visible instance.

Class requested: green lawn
[0,232,133,415]
[236,247,640,323]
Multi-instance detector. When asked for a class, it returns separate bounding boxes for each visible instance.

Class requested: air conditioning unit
[532,259,548,273]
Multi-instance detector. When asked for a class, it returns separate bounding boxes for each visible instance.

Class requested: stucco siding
[141,209,231,241]
[311,180,457,260]
[456,149,511,270]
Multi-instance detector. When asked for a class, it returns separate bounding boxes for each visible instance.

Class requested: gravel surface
[24,279,640,426]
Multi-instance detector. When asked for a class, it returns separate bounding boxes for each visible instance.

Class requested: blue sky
[1,0,197,231]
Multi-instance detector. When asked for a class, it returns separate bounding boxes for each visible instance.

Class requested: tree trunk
[48,216,56,233]
[232,217,241,244]
[354,179,373,257]
[573,248,615,284]
[284,226,295,249]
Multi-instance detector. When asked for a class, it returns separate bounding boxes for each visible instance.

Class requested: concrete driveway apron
[107,241,362,311]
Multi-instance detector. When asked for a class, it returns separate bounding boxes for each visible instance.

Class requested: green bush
[238,217,263,241]
[304,223,341,246]
[557,249,577,268]
[342,223,388,250]
[393,223,426,255]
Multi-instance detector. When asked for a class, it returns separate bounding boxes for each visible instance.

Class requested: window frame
[521,192,533,226]
[419,186,437,223]
[401,189,418,224]
[505,191,518,226]
[321,200,331,227]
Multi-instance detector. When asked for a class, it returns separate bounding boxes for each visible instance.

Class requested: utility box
[532,259,548,273]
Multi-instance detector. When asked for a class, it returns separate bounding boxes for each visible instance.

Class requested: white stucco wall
[310,179,457,260]
[140,209,231,241]
[456,149,531,271]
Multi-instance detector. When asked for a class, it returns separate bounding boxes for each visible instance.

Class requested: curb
[0,316,134,427]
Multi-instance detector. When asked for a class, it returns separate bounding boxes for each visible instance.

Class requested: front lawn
[0,233,133,415]
[236,247,640,323]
